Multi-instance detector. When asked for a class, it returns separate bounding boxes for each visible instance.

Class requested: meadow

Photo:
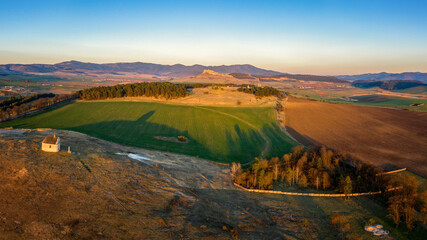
[0,101,298,163]
[392,85,427,95]
[287,88,427,111]
[349,94,427,111]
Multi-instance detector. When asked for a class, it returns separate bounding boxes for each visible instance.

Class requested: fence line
[233,183,401,198]
[376,168,407,176]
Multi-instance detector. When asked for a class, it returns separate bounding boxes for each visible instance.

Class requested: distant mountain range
[336,72,427,83]
[1,61,425,84]
[255,74,347,83]
[0,60,282,78]
[175,70,347,84]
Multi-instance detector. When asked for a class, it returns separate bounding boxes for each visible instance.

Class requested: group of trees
[231,146,383,196]
[0,94,75,121]
[231,145,427,231]
[386,175,427,230]
[0,93,55,111]
[76,82,189,100]
[237,86,282,97]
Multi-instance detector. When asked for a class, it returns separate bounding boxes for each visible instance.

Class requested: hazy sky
[1,0,426,74]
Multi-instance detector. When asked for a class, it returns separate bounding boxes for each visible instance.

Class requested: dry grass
[285,97,427,176]
[0,130,306,239]
[1,129,423,239]
[89,86,276,107]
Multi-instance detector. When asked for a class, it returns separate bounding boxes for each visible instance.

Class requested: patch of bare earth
[285,97,427,176]
[154,136,188,143]
[0,129,317,239]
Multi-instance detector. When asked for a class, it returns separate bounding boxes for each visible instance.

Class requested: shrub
[331,213,350,235]
[177,136,187,142]
[366,218,375,226]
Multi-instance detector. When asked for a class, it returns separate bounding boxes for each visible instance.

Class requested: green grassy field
[288,88,427,111]
[287,88,378,99]
[0,101,298,163]
[348,94,427,111]
[393,85,427,95]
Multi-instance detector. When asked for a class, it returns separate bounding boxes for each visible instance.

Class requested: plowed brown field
[285,97,427,176]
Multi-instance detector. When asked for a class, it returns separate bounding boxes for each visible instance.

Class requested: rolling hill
[0,60,282,78]
[255,74,348,83]
[337,72,427,83]
[0,101,297,163]
[352,80,426,90]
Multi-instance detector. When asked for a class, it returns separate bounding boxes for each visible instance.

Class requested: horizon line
[1,59,426,76]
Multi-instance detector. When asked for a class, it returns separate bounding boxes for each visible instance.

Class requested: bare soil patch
[154,136,189,143]
[285,97,427,176]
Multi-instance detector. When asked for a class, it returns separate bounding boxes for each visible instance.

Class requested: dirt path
[194,106,271,161]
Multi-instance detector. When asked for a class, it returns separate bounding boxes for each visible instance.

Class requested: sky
[0,0,426,75]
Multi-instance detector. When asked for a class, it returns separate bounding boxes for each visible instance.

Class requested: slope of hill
[0,129,298,239]
[337,72,427,83]
[352,80,426,90]
[393,85,427,95]
[3,129,419,239]
[0,60,282,78]
[0,101,297,163]
[174,69,260,84]
[255,74,348,83]
[285,97,427,176]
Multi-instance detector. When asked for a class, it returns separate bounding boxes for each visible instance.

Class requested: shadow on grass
[225,124,264,163]
[68,110,220,161]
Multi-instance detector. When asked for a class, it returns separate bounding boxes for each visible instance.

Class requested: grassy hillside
[349,94,427,111]
[0,101,297,163]
[289,88,427,111]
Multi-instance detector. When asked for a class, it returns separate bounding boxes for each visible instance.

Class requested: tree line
[0,94,75,121]
[76,82,189,100]
[231,145,426,231]
[1,93,55,111]
[231,146,382,195]
[237,86,282,97]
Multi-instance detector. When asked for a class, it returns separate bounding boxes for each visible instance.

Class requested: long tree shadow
[260,123,301,155]
[225,124,264,164]
[71,112,286,164]
[68,111,216,161]
[184,188,309,239]
[224,122,300,164]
